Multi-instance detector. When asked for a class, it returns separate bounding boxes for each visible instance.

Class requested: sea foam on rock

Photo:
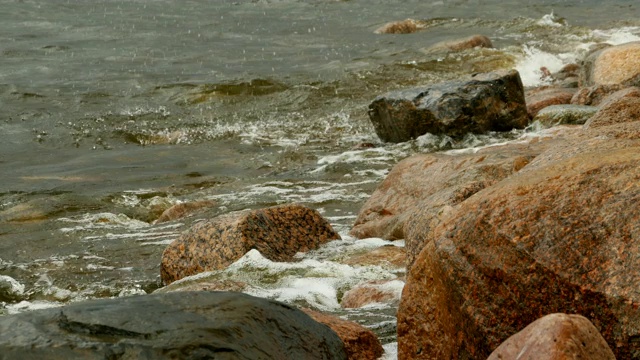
[161,203,340,285]
[368,69,529,143]
[0,291,348,359]
[397,115,640,359]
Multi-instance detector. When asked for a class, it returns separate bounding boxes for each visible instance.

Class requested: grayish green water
[1,0,640,352]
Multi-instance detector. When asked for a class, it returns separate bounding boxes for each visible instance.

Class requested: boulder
[303,308,384,360]
[341,280,404,309]
[580,41,640,87]
[161,204,340,285]
[533,104,598,127]
[397,123,640,359]
[584,96,640,129]
[0,291,348,359]
[597,86,640,108]
[427,35,493,53]
[351,142,544,269]
[153,200,216,224]
[525,87,576,117]
[368,69,529,143]
[571,84,626,106]
[487,313,615,360]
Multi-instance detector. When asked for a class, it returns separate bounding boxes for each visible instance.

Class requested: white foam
[380,342,398,360]
[6,300,63,315]
[515,45,576,87]
[0,275,25,297]
[536,11,566,28]
[591,27,640,45]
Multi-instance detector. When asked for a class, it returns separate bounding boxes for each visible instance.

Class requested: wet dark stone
[0,291,348,360]
[367,69,529,143]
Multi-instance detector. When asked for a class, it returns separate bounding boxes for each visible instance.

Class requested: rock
[427,35,493,53]
[368,69,529,143]
[581,41,640,87]
[303,308,384,360]
[487,313,615,360]
[533,104,598,127]
[153,200,216,223]
[351,143,542,269]
[0,275,25,302]
[155,279,247,294]
[525,87,576,117]
[571,84,626,106]
[342,245,406,269]
[598,86,640,108]
[374,19,422,34]
[341,280,404,309]
[0,291,348,359]
[584,96,640,129]
[161,204,340,285]
[397,123,640,359]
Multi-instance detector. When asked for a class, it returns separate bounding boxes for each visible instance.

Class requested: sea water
[1,0,640,357]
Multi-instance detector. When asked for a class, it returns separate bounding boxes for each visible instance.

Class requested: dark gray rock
[0,291,348,360]
[368,69,529,143]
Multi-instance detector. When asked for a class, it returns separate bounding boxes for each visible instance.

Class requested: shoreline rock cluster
[2,39,639,359]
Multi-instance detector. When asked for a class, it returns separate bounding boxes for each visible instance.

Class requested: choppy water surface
[1,0,640,355]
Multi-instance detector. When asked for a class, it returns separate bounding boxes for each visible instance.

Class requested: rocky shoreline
[2,39,640,359]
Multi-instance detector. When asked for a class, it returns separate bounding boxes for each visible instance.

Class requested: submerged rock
[533,104,597,127]
[161,203,340,285]
[397,121,640,359]
[0,291,348,359]
[374,19,422,34]
[368,69,528,143]
[303,308,384,360]
[0,275,25,303]
[488,313,615,360]
[341,279,404,309]
[153,200,216,223]
[426,35,493,53]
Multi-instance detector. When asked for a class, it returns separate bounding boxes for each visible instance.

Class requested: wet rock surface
[426,35,493,53]
[571,84,626,106]
[397,121,640,359]
[351,142,545,269]
[303,308,384,360]
[368,69,529,143]
[487,313,615,360]
[341,279,404,309]
[0,291,348,360]
[161,203,340,284]
[585,96,640,129]
[525,87,576,117]
[153,200,216,224]
[581,41,640,87]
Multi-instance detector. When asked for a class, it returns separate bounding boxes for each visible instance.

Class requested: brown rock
[342,245,406,269]
[428,35,493,53]
[487,313,615,360]
[525,87,576,117]
[584,96,640,129]
[154,200,216,223]
[397,123,640,359]
[588,41,640,86]
[303,308,384,360]
[155,279,247,294]
[341,280,404,309]
[598,86,640,108]
[374,19,421,34]
[160,204,341,285]
[571,84,626,106]
[351,143,543,269]
[368,69,529,143]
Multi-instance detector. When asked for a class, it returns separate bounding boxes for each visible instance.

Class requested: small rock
[342,245,406,269]
[161,204,340,284]
[427,35,493,53]
[0,275,25,302]
[303,308,384,360]
[525,87,576,117]
[571,84,626,106]
[533,104,598,127]
[374,19,422,34]
[341,280,404,309]
[488,313,615,360]
[368,69,529,143]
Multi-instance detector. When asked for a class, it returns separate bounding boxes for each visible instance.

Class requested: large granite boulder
[350,141,548,269]
[580,41,640,87]
[487,313,615,360]
[368,69,529,143]
[161,203,340,285]
[0,291,347,359]
[397,121,640,359]
[585,96,640,129]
